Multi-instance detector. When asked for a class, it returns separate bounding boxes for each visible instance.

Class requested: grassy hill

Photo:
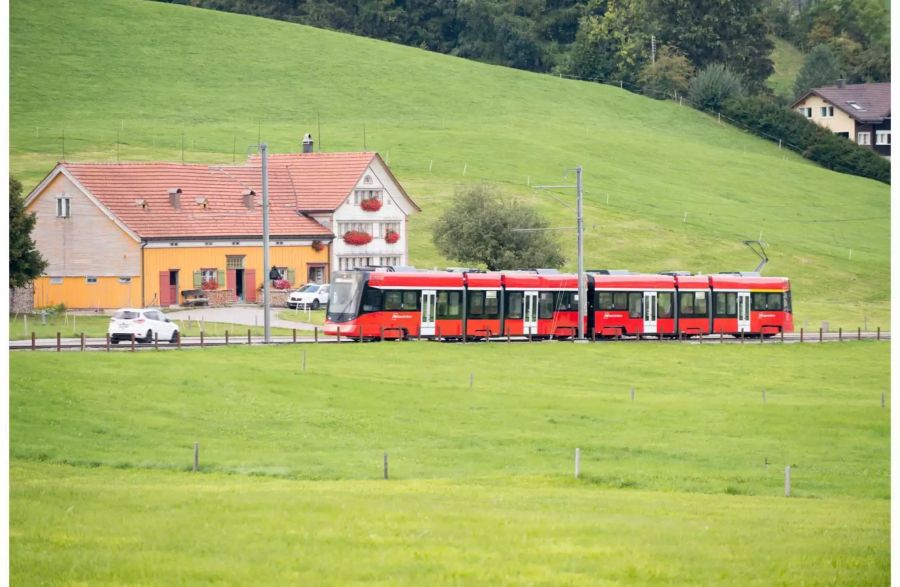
[10,0,890,329]
[10,343,890,583]
[767,36,805,99]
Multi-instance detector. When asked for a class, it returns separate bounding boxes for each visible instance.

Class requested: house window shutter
[218,269,226,286]
[193,271,202,288]
[287,268,295,284]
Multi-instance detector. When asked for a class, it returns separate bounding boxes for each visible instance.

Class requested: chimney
[242,189,256,209]
[168,188,182,209]
[836,79,845,88]
[302,133,314,154]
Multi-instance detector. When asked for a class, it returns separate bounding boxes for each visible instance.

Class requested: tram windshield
[326,272,365,321]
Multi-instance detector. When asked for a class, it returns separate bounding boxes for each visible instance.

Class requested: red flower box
[360,198,383,212]
[311,240,325,252]
[343,231,373,246]
[201,279,219,291]
[273,279,292,290]
[385,230,400,244]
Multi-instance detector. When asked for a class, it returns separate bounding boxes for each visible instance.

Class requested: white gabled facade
[329,157,416,271]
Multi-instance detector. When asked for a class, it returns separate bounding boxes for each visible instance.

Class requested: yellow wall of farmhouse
[26,173,142,277]
[143,245,329,305]
[33,276,143,310]
[795,95,856,135]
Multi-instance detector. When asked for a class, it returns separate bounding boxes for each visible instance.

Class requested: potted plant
[343,230,373,246]
[385,230,400,244]
[201,278,219,291]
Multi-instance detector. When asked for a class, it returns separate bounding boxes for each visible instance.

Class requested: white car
[287,283,330,310]
[108,308,180,343]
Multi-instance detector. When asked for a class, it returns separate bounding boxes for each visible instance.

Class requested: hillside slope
[10,0,889,328]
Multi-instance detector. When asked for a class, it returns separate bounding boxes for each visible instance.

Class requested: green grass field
[9,0,890,331]
[10,343,890,583]
[277,308,327,326]
[767,36,805,99]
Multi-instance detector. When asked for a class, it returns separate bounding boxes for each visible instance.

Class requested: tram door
[420,290,437,336]
[643,291,657,334]
[523,291,539,336]
[737,291,751,333]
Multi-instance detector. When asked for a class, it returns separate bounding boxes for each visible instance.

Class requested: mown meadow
[10,342,890,584]
[9,0,890,330]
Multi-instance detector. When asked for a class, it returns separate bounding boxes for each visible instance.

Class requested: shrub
[721,95,890,184]
[638,46,694,99]
[688,64,744,111]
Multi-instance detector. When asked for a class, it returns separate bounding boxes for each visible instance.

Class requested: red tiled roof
[59,152,384,239]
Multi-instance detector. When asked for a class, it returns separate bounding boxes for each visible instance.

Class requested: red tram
[324,268,793,340]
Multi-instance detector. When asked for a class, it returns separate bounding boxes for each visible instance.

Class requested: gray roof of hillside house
[792,82,891,123]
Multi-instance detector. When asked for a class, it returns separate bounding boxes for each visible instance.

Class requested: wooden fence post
[819,328,823,342]
[293,328,297,343]
[177,331,181,350]
[193,442,199,472]
[800,328,803,343]
[31,332,36,351]
[247,329,251,345]
[877,327,880,340]
[154,331,158,350]
[858,327,861,340]
[106,333,110,351]
[200,331,204,348]
[314,327,318,343]
[225,330,229,345]
[383,452,389,480]
[131,333,135,352]
[56,332,61,352]
[839,327,842,342]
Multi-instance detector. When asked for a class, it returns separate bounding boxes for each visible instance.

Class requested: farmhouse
[791,81,891,158]
[25,147,419,309]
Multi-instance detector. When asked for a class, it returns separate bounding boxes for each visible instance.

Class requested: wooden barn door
[244,269,256,303]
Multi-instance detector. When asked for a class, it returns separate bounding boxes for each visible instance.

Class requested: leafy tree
[638,45,694,98]
[565,1,648,84]
[646,0,774,91]
[688,64,744,111]
[9,176,47,289]
[793,44,842,98]
[432,184,565,271]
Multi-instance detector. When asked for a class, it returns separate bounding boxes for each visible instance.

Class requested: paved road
[164,305,319,331]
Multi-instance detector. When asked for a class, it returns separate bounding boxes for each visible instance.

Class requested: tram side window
[507,292,523,319]
[784,290,792,313]
[469,291,500,318]
[362,288,383,313]
[628,292,642,318]
[384,290,418,311]
[538,292,555,319]
[679,292,708,317]
[558,292,579,311]
[767,293,783,310]
[751,293,767,311]
[714,292,737,317]
[485,292,500,317]
[384,291,403,310]
[597,292,614,310]
[402,291,418,310]
[658,292,673,318]
[436,291,462,319]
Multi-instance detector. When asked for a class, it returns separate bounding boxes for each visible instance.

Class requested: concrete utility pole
[576,166,585,341]
[261,143,271,343]
[530,166,587,341]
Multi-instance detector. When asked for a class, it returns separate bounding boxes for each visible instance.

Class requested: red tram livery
[324,268,793,340]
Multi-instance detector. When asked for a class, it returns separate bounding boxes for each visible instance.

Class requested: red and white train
[323,268,793,340]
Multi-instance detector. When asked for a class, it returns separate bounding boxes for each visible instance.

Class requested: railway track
[9,329,890,351]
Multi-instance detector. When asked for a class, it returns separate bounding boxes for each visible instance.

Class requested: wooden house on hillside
[791,81,891,158]
[25,146,419,309]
